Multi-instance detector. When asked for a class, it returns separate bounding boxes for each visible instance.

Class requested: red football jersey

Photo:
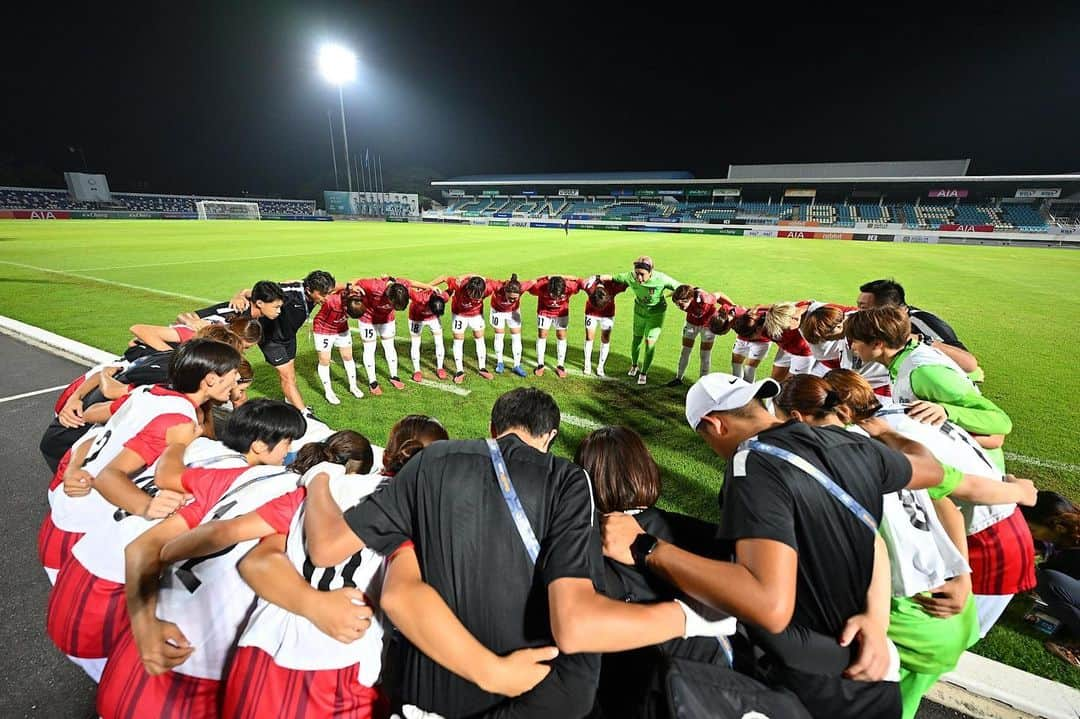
[733,306,770,342]
[312,291,349,335]
[447,276,492,317]
[489,279,536,313]
[357,278,399,325]
[407,286,450,322]
[583,278,627,318]
[684,290,719,327]
[530,277,582,318]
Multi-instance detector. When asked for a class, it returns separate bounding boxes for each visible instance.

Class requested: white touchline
[0,260,215,304]
[418,379,471,397]
[561,413,601,430]
[1004,452,1080,474]
[0,384,70,404]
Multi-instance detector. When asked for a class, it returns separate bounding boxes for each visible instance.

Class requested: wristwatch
[630,533,660,573]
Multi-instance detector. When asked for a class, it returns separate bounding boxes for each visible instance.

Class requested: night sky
[2,2,1078,199]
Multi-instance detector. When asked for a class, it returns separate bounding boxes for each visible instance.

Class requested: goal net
[195,200,261,220]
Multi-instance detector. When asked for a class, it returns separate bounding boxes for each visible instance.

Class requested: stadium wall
[420,213,1080,248]
[0,209,331,221]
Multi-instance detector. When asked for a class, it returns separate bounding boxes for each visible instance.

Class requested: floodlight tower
[319,44,357,192]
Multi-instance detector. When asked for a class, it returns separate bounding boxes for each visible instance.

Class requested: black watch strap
[631,533,660,572]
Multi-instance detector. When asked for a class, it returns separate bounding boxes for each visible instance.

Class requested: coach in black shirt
[217,272,333,409]
[304,388,711,718]
[603,373,948,719]
[856,278,981,376]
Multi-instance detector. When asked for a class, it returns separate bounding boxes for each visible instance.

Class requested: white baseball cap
[685,373,781,430]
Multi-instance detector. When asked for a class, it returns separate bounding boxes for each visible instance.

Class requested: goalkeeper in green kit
[600,256,680,385]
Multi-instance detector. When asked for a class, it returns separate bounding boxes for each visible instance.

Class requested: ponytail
[288,429,374,475]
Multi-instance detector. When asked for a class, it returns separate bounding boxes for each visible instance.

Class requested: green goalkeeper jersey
[613,270,680,312]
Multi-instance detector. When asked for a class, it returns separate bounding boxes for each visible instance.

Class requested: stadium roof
[727,159,971,180]
[437,171,694,184]
[433,174,1080,187]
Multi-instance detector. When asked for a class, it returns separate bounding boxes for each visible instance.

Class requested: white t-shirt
[49,385,198,533]
[238,470,389,684]
[157,465,300,680]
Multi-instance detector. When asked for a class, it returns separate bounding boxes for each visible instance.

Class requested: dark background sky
[1,2,1078,198]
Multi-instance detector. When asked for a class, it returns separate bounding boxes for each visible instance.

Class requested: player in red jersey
[311,288,367,404]
[488,274,534,377]
[407,285,451,383]
[346,277,414,395]
[730,306,772,382]
[581,276,628,377]
[667,284,736,387]
[529,275,583,378]
[96,400,308,719]
[431,274,495,383]
[46,339,241,681]
[763,300,817,381]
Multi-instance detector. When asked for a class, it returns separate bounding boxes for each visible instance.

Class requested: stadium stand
[0,187,316,216]
[1001,203,1049,231]
[432,187,1066,236]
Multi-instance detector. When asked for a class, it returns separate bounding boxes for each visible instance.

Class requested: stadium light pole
[319,44,357,193]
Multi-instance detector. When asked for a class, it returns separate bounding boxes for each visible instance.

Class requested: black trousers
[1039,568,1080,636]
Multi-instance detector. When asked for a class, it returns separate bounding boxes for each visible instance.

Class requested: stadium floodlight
[318,44,356,86]
[319,44,357,192]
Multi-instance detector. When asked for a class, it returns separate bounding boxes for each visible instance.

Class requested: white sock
[536,336,547,366]
[494,332,505,364]
[453,338,464,372]
[556,338,567,367]
[677,345,692,379]
[410,336,422,373]
[381,338,398,377]
[342,359,358,387]
[700,348,712,375]
[584,339,594,369]
[598,342,610,370]
[732,360,744,378]
[362,342,378,383]
[743,364,758,382]
[511,333,522,366]
[474,337,487,369]
[434,331,446,368]
[317,363,333,391]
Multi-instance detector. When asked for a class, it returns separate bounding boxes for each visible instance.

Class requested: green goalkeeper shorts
[633,303,666,342]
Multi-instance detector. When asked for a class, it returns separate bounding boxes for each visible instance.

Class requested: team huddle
[34,257,1046,719]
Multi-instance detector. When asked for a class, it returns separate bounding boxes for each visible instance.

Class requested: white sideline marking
[0,260,214,303]
[418,379,471,397]
[561,413,601,430]
[0,384,69,404]
[1005,451,1080,474]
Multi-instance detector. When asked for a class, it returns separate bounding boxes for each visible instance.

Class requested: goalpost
[195,200,261,220]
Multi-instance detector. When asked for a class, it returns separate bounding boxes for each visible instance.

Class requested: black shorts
[260,338,297,367]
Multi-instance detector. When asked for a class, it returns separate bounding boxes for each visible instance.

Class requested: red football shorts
[98,629,220,719]
[223,645,389,719]
[47,555,127,658]
[968,507,1036,596]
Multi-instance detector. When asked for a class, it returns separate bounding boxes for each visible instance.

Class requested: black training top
[908,305,967,351]
[258,281,312,345]
[345,434,603,719]
[718,421,911,637]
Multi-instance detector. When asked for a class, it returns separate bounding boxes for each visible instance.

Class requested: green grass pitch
[1,219,1078,685]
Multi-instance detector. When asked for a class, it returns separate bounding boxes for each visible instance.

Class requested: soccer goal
[195,200,261,220]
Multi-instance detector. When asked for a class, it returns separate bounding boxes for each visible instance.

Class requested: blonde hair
[764,302,799,340]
